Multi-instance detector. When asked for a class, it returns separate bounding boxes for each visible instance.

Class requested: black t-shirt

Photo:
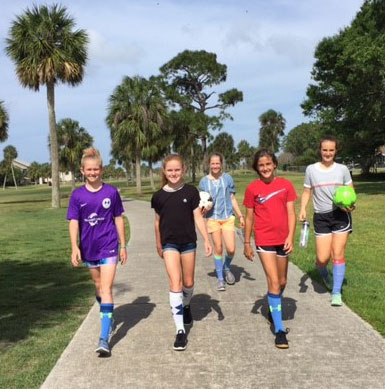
[151,184,200,245]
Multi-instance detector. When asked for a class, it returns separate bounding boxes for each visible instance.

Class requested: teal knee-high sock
[268,293,285,333]
[214,254,224,280]
[223,253,234,271]
[332,258,346,295]
[100,303,114,340]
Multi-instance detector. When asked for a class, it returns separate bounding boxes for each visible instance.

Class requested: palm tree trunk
[11,162,17,189]
[191,144,196,183]
[47,81,60,208]
[3,173,7,190]
[149,161,155,190]
[135,148,142,195]
[71,169,76,191]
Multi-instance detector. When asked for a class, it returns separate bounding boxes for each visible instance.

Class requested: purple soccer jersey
[67,183,124,261]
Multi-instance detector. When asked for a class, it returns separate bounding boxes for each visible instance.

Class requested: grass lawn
[0,173,384,388]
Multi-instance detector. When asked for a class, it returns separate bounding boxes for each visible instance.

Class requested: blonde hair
[81,147,103,168]
[161,154,184,186]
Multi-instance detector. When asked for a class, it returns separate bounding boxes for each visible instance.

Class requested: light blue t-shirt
[199,173,235,220]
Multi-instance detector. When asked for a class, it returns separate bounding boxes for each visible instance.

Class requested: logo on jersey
[102,198,111,209]
[85,213,105,226]
[256,189,286,204]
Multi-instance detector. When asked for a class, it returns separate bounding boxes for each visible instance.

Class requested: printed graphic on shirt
[102,198,111,209]
[85,213,105,226]
[256,189,286,204]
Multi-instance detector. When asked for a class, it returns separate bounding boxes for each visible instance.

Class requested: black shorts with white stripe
[313,208,352,236]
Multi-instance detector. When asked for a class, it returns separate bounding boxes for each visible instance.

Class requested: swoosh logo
[256,189,286,204]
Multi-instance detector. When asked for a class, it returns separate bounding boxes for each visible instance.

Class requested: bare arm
[230,193,245,228]
[114,215,127,265]
[284,201,296,254]
[299,187,311,221]
[193,207,213,257]
[154,213,163,258]
[243,207,255,261]
[69,220,81,267]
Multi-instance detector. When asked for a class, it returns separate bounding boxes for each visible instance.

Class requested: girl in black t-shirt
[151,154,212,351]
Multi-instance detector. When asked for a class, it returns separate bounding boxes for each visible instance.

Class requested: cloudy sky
[0,0,363,164]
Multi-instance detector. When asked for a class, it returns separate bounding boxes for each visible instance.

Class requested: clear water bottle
[299,221,310,248]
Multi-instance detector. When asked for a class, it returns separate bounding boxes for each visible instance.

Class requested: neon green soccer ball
[333,186,357,208]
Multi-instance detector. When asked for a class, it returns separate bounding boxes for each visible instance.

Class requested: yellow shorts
[207,215,235,234]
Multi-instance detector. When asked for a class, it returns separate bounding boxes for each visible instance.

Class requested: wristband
[244,242,251,244]
[239,215,244,218]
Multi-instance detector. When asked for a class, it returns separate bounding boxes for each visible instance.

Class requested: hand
[341,205,356,213]
[119,247,127,265]
[71,247,81,267]
[238,216,245,228]
[156,245,163,259]
[204,240,213,257]
[243,243,254,262]
[299,210,307,222]
[201,207,208,216]
[283,238,293,255]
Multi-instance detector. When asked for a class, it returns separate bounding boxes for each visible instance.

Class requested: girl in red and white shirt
[243,149,297,349]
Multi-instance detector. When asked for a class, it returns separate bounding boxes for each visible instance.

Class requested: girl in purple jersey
[67,148,127,356]
[299,136,355,306]
[151,154,212,351]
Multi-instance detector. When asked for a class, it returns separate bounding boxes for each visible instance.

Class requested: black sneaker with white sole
[275,330,289,349]
[173,330,187,351]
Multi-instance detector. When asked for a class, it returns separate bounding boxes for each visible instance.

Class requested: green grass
[0,173,384,387]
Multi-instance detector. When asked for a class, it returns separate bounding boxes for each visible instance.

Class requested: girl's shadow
[207,264,256,282]
[110,296,155,349]
[190,293,224,322]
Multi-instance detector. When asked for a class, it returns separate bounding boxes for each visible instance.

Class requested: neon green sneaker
[331,293,343,306]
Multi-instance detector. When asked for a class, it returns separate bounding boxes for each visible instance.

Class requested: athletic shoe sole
[95,346,110,356]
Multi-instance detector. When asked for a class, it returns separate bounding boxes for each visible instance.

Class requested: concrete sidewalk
[42,200,385,389]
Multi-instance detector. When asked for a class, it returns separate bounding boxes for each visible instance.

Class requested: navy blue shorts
[162,242,197,254]
[255,245,288,258]
[313,208,352,236]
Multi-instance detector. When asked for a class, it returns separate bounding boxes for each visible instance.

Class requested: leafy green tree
[5,4,88,207]
[27,161,42,184]
[302,0,385,173]
[107,75,168,194]
[0,101,9,142]
[283,122,323,164]
[160,50,243,169]
[258,109,286,152]
[237,140,255,169]
[2,145,18,189]
[208,132,237,170]
[56,118,93,190]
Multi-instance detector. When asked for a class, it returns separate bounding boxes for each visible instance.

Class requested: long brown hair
[161,154,185,186]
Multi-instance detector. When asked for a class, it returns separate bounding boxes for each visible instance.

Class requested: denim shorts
[162,242,197,254]
[83,256,118,268]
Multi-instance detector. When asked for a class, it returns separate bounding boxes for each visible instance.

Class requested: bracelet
[244,242,251,244]
[239,215,244,218]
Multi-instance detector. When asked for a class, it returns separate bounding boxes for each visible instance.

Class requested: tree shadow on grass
[110,296,155,349]
[353,180,385,195]
[0,260,92,348]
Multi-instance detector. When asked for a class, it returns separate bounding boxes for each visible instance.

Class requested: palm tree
[5,4,88,208]
[0,101,9,142]
[2,145,18,189]
[56,118,93,190]
[107,76,167,194]
[258,109,286,153]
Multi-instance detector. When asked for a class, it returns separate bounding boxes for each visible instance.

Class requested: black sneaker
[275,330,289,349]
[183,305,193,326]
[173,330,187,351]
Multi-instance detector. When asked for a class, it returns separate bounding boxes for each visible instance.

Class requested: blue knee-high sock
[268,293,285,333]
[214,254,224,280]
[100,303,114,340]
[223,253,234,271]
[332,259,346,295]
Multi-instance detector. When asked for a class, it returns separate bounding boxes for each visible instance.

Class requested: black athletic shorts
[313,208,352,236]
[255,244,288,257]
